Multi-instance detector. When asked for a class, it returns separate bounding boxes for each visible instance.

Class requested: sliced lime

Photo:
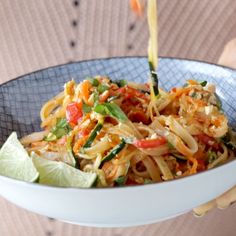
[0,132,39,182]
[31,152,97,188]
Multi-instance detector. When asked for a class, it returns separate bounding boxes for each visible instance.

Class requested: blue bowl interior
[0,57,236,145]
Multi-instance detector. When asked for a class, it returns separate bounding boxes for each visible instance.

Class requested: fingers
[193,199,216,217]
[218,38,236,69]
[216,186,236,209]
[193,186,236,217]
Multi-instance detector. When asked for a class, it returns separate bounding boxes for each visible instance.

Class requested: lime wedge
[0,132,39,182]
[31,152,97,188]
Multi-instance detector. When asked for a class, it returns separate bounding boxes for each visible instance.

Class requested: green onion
[190,92,197,98]
[82,101,92,114]
[100,139,126,167]
[66,135,77,168]
[167,141,174,149]
[200,81,207,87]
[43,133,57,142]
[208,151,217,163]
[87,77,99,86]
[115,176,126,186]
[220,129,236,150]
[97,84,109,94]
[93,90,100,106]
[144,179,153,184]
[117,79,127,87]
[44,118,71,141]
[83,121,104,148]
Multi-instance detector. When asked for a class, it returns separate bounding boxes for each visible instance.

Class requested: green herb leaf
[82,101,92,114]
[208,151,217,163]
[115,176,126,186]
[116,79,127,87]
[44,118,71,142]
[93,104,107,116]
[144,179,153,184]
[94,103,128,122]
[93,90,100,106]
[55,118,69,129]
[221,129,236,150]
[200,81,207,87]
[44,133,57,142]
[190,92,197,98]
[167,141,174,149]
[87,77,99,86]
[97,84,109,94]
[104,103,128,122]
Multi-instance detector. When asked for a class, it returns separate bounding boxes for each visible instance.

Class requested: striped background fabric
[1,0,236,83]
[1,0,236,235]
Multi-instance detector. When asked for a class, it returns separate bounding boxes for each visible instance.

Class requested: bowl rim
[1,56,236,88]
[0,56,236,191]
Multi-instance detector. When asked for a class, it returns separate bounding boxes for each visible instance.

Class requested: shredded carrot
[187,80,198,85]
[130,0,143,17]
[193,99,207,107]
[79,80,91,104]
[188,157,198,174]
[173,87,192,97]
[31,141,47,147]
[186,96,207,107]
[73,137,87,153]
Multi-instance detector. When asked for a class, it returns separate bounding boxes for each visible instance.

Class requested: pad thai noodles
[20,77,236,187]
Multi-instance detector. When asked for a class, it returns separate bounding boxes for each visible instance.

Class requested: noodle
[21,77,236,187]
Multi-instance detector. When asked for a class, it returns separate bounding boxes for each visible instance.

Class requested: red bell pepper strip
[133,137,167,149]
[66,101,83,125]
[195,133,219,150]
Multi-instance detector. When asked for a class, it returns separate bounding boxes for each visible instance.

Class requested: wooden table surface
[1,1,236,235]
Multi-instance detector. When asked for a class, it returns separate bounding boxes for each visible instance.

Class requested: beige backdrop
[1,0,236,235]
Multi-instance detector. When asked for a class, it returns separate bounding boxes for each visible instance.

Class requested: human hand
[193,186,236,216]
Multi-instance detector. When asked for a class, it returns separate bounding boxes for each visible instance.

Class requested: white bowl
[1,160,236,227]
[1,57,236,227]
